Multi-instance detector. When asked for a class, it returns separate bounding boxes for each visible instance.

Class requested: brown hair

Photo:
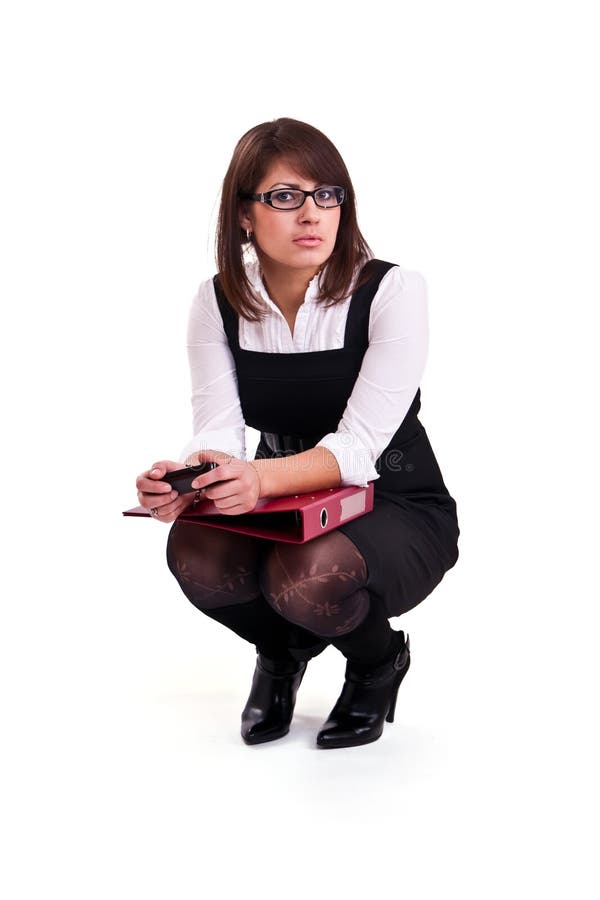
[216,117,374,321]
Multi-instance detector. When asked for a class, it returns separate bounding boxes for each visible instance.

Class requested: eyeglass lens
[270,186,344,209]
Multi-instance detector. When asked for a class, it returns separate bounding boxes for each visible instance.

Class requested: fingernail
[151,468,160,475]
[171,491,177,499]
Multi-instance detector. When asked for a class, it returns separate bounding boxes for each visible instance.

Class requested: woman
[135,117,460,749]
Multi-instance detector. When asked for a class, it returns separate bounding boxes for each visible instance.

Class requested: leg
[259,530,411,749]
[260,530,397,668]
[166,520,327,746]
[165,520,326,662]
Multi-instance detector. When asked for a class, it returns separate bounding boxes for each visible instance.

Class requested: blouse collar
[244,254,369,312]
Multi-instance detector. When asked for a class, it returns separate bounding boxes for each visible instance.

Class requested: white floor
[3,516,595,899]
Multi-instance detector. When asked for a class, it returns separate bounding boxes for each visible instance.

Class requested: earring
[246,229,252,242]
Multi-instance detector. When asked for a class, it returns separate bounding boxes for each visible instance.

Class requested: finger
[191,457,243,490]
[186,449,234,467]
[200,458,256,494]
[155,495,196,521]
[151,498,181,516]
[149,501,180,520]
[137,470,167,487]
[202,480,241,502]
[136,461,172,484]
[146,465,166,480]
[190,467,230,491]
[137,477,174,494]
[138,490,177,508]
[212,501,252,515]
[140,490,179,510]
[211,488,255,510]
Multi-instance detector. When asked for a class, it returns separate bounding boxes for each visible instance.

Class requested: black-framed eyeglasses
[239,185,345,210]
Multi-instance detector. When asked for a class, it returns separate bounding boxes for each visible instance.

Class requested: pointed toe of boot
[242,719,291,745]
[316,718,384,749]
[241,655,307,746]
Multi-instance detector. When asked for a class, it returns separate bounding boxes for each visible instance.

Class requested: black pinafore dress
[213,259,460,619]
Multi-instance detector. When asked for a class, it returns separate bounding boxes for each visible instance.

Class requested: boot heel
[386,636,411,723]
[386,674,401,723]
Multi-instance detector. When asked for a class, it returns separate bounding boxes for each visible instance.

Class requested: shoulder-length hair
[216,117,374,321]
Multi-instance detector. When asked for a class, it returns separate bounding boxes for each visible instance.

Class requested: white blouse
[179,259,429,487]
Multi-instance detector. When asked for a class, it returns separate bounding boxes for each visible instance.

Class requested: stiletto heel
[386,633,410,723]
[317,631,411,749]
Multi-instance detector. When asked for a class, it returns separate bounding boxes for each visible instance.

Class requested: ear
[238,202,253,232]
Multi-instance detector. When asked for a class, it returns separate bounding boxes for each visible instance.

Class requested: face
[239,158,342,275]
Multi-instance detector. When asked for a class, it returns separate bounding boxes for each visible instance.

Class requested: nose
[298,195,320,222]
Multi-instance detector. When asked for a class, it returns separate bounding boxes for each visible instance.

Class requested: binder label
[340,490,367,522]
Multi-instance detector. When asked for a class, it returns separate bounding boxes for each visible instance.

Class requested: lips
[293,235,323,246]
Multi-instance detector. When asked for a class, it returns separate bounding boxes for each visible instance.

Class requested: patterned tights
[165,520,395,666]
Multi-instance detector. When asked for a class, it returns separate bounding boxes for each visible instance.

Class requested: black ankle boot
[241,654,308,745]
[316,630,411,749]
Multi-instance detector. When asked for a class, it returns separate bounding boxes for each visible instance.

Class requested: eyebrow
[268,182,303,189]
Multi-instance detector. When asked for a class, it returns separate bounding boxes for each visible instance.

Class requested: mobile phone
[160,462,219,494]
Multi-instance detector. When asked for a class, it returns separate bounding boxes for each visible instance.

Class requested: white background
[2,1,598,897]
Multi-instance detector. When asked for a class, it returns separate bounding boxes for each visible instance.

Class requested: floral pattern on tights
[262,542,370,637]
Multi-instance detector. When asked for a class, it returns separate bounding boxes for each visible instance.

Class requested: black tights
[165,521,395,666]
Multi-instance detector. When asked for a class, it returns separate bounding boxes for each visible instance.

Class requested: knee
[165,521,198,588]
[165,522,264,610]
[258,545,353,637]
[258,537,371,637]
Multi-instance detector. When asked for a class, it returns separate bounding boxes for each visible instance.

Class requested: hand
[186,449,261,515]
[135,459,200,524]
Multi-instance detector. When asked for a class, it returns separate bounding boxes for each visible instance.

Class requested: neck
[257,257,323,312]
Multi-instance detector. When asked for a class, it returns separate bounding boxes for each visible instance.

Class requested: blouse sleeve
[316,265,429,487]
[178,278,247,463]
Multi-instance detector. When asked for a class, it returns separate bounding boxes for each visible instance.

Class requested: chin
[292,245,332,264]
[262,252,326,271]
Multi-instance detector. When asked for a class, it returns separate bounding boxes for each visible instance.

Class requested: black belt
[262,433,324,455]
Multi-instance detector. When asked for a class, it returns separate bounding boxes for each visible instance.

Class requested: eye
[315,186,342,207]
[270,189,305,209]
